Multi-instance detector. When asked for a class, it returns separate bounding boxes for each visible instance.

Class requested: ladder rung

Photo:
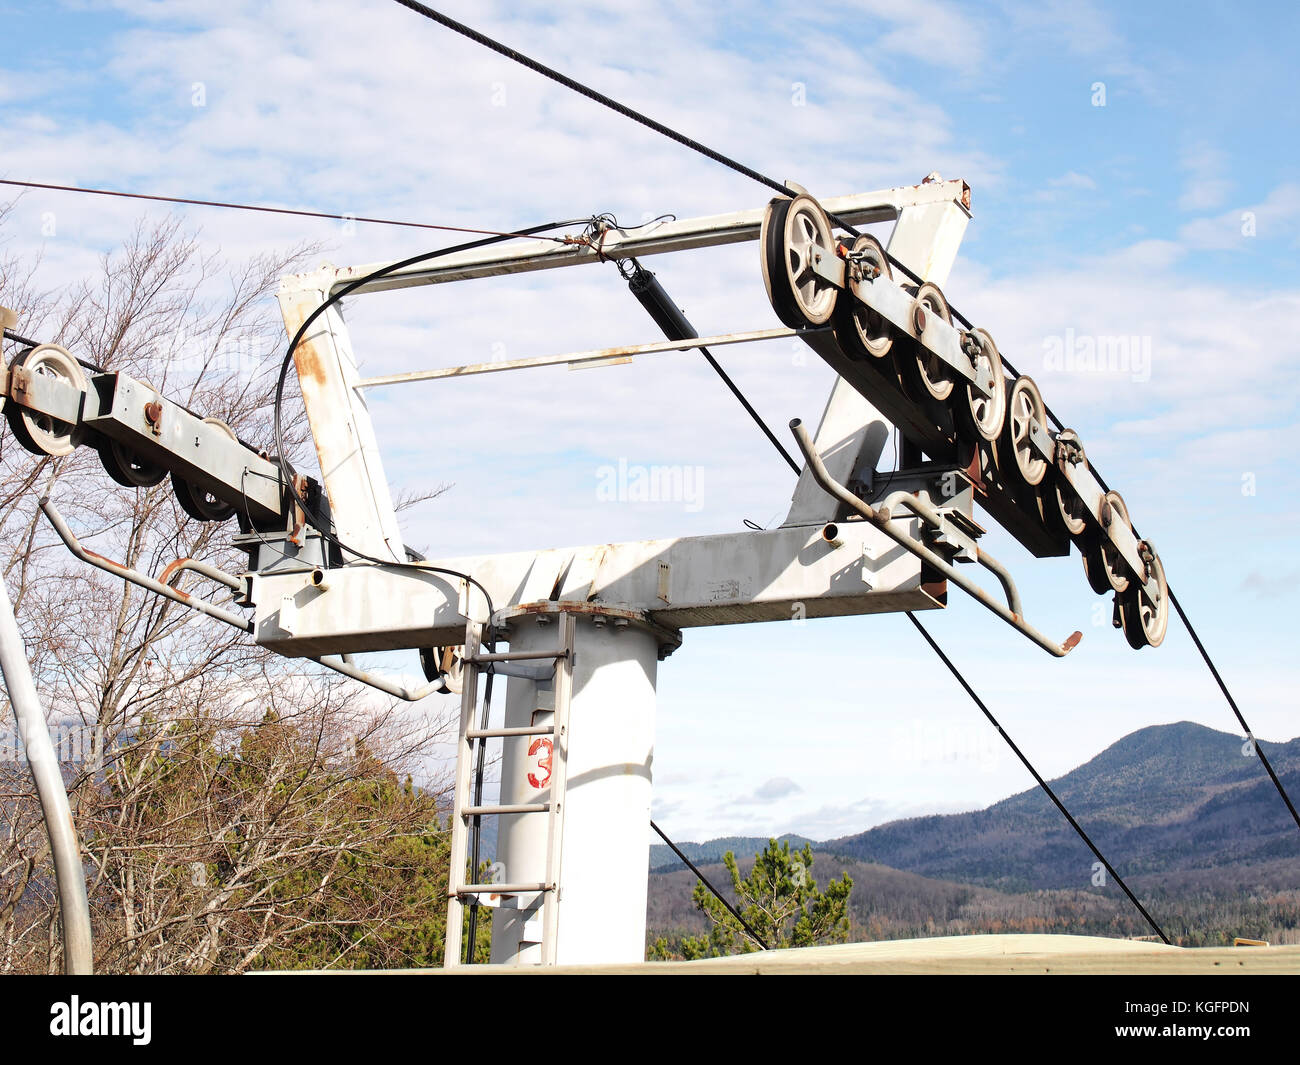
[468,649,567,664]
[466,725,555,739]
[453,881,552,896]
[463,803,549,817]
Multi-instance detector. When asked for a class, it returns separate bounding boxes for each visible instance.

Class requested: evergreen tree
[653,839,852,959]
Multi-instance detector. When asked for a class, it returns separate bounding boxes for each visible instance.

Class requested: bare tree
[0,209,458,973]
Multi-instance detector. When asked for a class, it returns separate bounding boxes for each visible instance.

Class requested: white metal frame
[269,177,980,968]
[274,179,972,561]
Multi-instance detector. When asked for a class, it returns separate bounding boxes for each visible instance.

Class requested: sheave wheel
[760,194,840,328]
[5,344,87,457]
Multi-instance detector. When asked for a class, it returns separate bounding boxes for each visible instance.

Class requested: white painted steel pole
[0,574,93,973]
[492,611,660,965]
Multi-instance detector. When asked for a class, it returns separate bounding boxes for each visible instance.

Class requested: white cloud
[1179,182,1300,250]
[1178,142,1231,211]
[2,1,1297,847]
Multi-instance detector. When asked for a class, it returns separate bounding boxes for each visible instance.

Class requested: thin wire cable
[906,612,1171,943]
[650,820,768,950]
[464,669,495,963]
[0,178,574,238]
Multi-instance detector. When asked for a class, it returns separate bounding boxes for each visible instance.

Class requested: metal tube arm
[40,497,254,633]
[41,497,454,701]
[789,420,1080,657]
[877,490,1023,619]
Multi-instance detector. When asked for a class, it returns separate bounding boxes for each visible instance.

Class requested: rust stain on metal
[921,579,948,604]
[293,341,328,390]
[144,400,163,436]
[10,365,31,399]
[159,558,192,586]
[510,600,644,622]
[284,304,329,390]
[964,443,987,493]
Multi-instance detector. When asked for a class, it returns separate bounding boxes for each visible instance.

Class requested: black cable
[388,1,794,200]
[623,259,800,475]
[270,220,590,969]
[905,612,1171,943]
[1085,459,1300,837]
[464,669,495,963]
[1168,588,1300,832]
[387,4,982,305]
[620,255,1169,942]
[650,820,768,950]
[3,327,104,376]
[619,239,1169,937]
[271,221,579,589]
[3,327,41,349]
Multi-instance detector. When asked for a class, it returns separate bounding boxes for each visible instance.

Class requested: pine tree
[656,839,852,959]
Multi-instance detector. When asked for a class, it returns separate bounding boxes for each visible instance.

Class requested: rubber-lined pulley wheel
[999,376,1048,488]
[901,283,955,402]
[1096,491,1133,594]
[1052,430,1089,538]
[98,437,167,487]
[954,328,1007,443]
[760,194,840,328]
[5,344,87,457]
[830,234,893,360]
[171,417,237,522]
[1119,545,1168,649]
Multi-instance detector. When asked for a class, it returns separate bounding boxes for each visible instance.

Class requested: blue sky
[1,0,1297,847]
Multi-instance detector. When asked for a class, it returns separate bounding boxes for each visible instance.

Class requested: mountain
[648,852,1154,945]
[647,722,1300,948]
[816,722,1300,892]
[649,834,814,873]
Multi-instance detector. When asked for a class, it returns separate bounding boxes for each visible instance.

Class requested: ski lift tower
[7,177,1169,968]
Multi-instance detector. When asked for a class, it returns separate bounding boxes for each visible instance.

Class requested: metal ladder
[443,612,576,966]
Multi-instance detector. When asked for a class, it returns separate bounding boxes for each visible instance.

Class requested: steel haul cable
[387,0,1300,842]
[650,820,769,950]
[621,262,1172,942]
[906,613,1170,943]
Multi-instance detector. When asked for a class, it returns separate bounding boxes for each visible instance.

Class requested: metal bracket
[790,420,1081,658]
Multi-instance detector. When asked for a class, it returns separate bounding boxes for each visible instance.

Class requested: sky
[1,0,1298,847]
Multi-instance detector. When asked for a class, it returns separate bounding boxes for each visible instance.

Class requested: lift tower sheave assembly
[2,175,1171,968]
